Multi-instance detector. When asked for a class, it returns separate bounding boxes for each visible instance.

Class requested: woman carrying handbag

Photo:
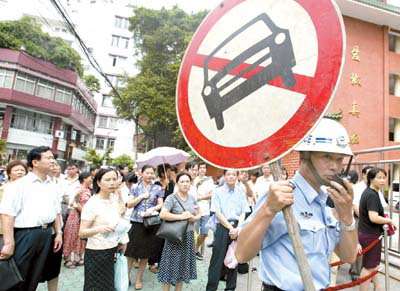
[125,165,164,290]
[157,172,201,291]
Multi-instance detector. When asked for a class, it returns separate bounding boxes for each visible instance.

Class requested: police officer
[236,118,358,290]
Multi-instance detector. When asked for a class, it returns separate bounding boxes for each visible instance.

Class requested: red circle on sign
[177,0,345,169]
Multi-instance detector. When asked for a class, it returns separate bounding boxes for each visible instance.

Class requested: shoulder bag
[0,237,24,291]
[156,194,189,243]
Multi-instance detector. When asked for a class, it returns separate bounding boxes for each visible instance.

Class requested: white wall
[8,129,53,148]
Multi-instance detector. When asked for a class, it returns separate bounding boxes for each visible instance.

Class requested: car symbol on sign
[202,13,297,130]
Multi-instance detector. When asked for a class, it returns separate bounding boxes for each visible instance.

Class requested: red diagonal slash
[192,53,314,96]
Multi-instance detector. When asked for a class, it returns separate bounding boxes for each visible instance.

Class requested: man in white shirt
[255,164,274,197]
[194,162,215,260]
[0,146,62,291]
[237,171,256,212]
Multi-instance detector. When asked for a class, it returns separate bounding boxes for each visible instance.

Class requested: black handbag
[156,194,189,243]
[142,187,161,228]
[143,214,162,228]
[0,237,24,290]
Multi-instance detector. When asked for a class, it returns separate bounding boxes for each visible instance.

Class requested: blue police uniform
[242,172,341,290]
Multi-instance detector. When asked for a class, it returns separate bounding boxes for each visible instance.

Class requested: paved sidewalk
[37,234,399,291]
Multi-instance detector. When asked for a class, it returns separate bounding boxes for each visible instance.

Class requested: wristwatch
[56,230,63,235]
[339,219,356,232]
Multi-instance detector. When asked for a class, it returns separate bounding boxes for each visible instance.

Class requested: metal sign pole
[383,224,390,291]
[269,160,317,291]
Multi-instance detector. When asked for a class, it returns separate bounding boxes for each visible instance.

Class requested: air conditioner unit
[54,130,64,139]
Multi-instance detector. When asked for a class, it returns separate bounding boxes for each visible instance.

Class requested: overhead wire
[48,0,123,100]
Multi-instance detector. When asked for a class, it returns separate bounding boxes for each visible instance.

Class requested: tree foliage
[83,148,103,168]
[0,139,7,164]
[0,16,84,76]
[83,74,101,93]
[83,147,114,168]
[112,154,135,171]
[103,147,114,166]
[113,7,207,150]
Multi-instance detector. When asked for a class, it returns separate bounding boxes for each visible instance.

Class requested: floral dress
[63,185,91,257]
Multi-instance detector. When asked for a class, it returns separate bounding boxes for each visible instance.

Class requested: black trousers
[349,217,362,277]
[9,227,53,291]
[206,222,238,291]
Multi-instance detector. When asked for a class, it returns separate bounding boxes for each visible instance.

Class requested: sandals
[75,259,84,266]
[134,282,142,290]
[64,261,76,269]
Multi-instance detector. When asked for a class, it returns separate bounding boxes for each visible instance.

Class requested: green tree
[112,154,135,171]
[83,148,103,168]
[113,7,207,150]
[83,147,114,167]
[103,147,114,166]
[0,139,7,164]
[83,74,101,93]
[0,16,84,76]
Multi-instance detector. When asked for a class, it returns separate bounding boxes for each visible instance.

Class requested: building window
[389,117,395,142]
[75,98,82,112]
[115,16,129,29]
[389,33,400,53]
[107,138,115,148]
[72,94,78,108]
[36,79,55,100]
[98,116,108,128]
[96,137,105,149]
[10,108,54,134]
[111,35,129,49]
[55,87,72,104]
[14,72,36,94]
[105,75,126,88]
[121,37,129,49]
[102,95,114,107]
[105,74,117,87]
[98,116,118,129]
[109,117,118,129]
[111,35,119,47]
[390,73,400,97]
[109,54,127,67]
[0,68,14,88]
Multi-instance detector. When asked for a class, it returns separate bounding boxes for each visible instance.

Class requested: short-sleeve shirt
[254,175,274,197]
[163,193,198,232]
[353,181,388,209]
[81,194,129,250]
[0,172,61,227]
[194,176,215,216]
[241,172,340,290]
[210,184,250,222]
[129,181,164,223]
[358,187,384,235]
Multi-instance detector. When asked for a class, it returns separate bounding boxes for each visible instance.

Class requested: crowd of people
[0,118,397,291]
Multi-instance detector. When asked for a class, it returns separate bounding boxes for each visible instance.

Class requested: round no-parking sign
[177,0,345,169]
